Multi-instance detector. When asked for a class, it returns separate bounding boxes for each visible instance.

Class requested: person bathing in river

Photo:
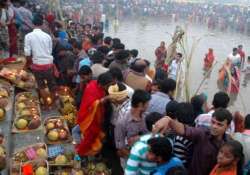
[155,41,167,70]
[203,48,215,71]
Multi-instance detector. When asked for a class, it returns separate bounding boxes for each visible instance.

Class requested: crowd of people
[58,0,250,35]
[1,0,250,175]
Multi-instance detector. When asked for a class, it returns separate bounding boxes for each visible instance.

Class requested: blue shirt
[147,92,171,115]
[152,157,183,175]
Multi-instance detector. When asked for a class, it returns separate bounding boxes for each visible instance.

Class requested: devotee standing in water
[203,48,215,71]
[155,41,167,70]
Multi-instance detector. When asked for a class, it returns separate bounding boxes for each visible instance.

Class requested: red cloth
[30,64,59,77]
[8,23,18,56]
[204,50,215,69]
[76,80,106,156]
[238,50,245,59]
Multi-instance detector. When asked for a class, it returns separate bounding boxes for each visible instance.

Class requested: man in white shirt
[24,14,56,90]
[168,53,183,81]
[227,47,241,69]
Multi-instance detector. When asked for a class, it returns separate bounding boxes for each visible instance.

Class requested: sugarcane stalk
[194,61,218,96]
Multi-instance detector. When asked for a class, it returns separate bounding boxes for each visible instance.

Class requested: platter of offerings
[0,133,6,172]
[0,67,36,90]
[12,92,42,133]
[47,145,74,167]
[0,79,12,109]
[83,162,111,175]
[52,168,85,175]
[55,86,77,129]
[0,56,26,71]
[44,117,72,145]
[11,159,49,175]
[12,143,48,165]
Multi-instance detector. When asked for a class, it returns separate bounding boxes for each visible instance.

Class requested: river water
[106,17,250,114]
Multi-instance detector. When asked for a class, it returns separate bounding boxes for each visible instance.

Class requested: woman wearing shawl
[76,72,114,156]
[218,59,240,104]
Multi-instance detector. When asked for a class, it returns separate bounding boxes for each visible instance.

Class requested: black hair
[212,92,230,109]
[109,68,124,82]
[104,36,112,45]
[131,89,151,108]
[90,51,105,64]
[112,43,125,50]
[144,59,150,67]
[233,48,238,52]
[97,46,110,55]
[238,45,243,48]
[116,82,127,91]
[33,13,44,26]
[145,112,164,131]
[115,50,130,60]
[177,53,183,58]
[176,102,195,126]
[212,108,233,125]
[78,65,92,75]
[130,49,139,58]
[244,114,250,129]
[165,100,179,119]
[191,95,205,118]
[148,137,173,162]
[221,140,244,175]
[0,0,7,7]
[97,72,114,87]
[160,78,176,94]
[112,38,121,46]
[166,167,187,175]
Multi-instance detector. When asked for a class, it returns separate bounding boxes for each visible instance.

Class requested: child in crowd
[210,140,244,175]
[146,137,185,175]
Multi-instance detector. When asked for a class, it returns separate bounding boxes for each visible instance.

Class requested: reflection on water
[106,18,250,114]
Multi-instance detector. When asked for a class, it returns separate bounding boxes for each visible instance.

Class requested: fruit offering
[44,117,72,144]
[21,159,49,175]
[12,143,47,164]
[13,92,41,132]
[84,162,111,175]
[54,169,84,175]
[56,86,77,128]
[0,68,36,90]
[0,107,6,121]
[0,145,6,171]
[0,85,10,108]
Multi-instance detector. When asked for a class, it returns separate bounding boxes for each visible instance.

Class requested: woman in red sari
[203,48,215,71]
[76,72,114,156]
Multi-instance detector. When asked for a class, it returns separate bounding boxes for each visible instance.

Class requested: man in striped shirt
[125,112,163,175]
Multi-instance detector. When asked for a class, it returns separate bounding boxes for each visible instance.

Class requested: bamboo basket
[44,116,72,145]
[2,56,26,71]
[12,92,42,133]
[0,68,36,91]
[12,143,48,165]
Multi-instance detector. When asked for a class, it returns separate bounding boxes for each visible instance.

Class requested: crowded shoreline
[1,0,250,175]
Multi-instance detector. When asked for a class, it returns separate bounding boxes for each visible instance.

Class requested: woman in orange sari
[76,72,114,156]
